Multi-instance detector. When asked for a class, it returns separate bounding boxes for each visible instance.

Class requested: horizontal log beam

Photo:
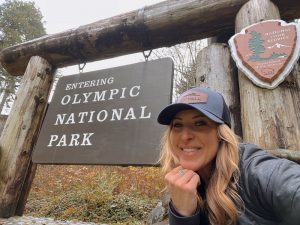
[0,0,299,76]
[268,149,300,164]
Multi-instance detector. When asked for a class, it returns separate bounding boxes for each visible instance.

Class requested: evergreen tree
[248,30,265,61]
[0,0,46,114]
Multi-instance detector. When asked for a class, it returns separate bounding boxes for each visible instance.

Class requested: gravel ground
[0,216,108,225]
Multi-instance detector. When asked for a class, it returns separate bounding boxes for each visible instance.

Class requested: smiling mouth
[181,148,200,153]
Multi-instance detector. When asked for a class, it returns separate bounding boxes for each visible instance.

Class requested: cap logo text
[178,91,208,104]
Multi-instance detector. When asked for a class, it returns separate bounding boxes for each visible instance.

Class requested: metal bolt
[45,68,51,75]
[39,97,45,103]
[200,74,206,82]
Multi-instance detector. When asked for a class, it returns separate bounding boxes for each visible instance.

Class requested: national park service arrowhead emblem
[229,20,300,89]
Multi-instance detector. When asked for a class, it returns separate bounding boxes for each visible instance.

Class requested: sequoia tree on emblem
[229,20,300,89]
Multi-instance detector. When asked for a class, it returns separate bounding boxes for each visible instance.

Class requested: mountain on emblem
[266,43,291,49]
[228,20,300,89]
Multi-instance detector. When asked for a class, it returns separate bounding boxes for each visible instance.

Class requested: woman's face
[170,109,219,176]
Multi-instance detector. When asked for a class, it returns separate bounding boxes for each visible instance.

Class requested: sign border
[32,58,174,166]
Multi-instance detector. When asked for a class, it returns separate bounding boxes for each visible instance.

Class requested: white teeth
[182,148,198,152]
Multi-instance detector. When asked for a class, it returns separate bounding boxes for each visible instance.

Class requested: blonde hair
[159,124,243,225]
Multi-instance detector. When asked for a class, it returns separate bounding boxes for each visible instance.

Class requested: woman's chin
[180,161,200,172]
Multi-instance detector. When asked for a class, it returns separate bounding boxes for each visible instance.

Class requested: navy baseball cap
[157,87,231,127]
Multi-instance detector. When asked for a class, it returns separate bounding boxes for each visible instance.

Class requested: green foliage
[25,165,164,225]
[0,0,45,48]
[0,0,46,114]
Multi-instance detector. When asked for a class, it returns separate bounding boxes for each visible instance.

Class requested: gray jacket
[169,143,300,225]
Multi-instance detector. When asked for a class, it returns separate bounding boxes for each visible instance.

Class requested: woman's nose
[181,127,195,141]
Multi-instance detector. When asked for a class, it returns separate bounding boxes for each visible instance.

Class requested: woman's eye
[195,121,206,126]
[172,122,182,128]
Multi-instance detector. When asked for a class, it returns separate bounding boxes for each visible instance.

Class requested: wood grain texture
[0,0,299,76]
[195,43,242,137]
[0,56,54,217]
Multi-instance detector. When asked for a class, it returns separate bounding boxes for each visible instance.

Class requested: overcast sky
[23,0,165,75]
[0,0,166,113]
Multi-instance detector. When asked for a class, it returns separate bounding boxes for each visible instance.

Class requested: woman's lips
[181,148,200,153]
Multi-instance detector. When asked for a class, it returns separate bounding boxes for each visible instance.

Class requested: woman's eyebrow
[173,114,206,120]
[172,117,182,120]
[193,115,206,119]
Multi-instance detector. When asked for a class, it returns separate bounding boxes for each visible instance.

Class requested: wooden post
[235,0,300,150]
[195,43,242,137]
[0,56,54,217]
[15,162,37,216]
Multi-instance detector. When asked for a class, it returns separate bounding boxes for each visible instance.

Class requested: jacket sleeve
[168,201,201,225]
[239,144,300,225]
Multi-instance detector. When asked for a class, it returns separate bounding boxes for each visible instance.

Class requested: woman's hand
[165,166,200,217]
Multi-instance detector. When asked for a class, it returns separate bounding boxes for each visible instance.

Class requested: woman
[157,87,300,225]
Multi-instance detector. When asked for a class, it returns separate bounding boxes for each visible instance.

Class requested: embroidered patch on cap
[178,91,208,104]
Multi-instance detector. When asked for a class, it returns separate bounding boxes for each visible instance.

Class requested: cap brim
[157,103,224,125]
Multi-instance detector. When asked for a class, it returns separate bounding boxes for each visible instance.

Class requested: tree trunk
[0,115,7,135]
[235,0,300,150]
[0,77,15,114]
[0,87,8,114]
[0,0,299,76]
[0,56,54,217]
[195,43,242,137]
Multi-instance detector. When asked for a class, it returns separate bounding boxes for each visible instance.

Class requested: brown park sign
[32,58,173,165]
[229,20,300,89]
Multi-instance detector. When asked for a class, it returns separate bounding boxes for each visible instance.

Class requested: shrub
[25,165,165,224]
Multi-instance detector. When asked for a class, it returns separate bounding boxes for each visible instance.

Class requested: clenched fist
[165,166,201,217]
